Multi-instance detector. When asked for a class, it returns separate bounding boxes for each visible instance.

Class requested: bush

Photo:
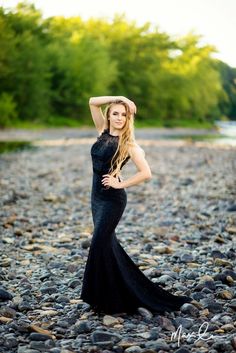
[0,93,17,128]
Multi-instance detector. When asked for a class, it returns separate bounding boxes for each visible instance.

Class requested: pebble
[0,127,235,353]
[231,336,236,350]
[174,317,194,329]
[18,349,41,353]
[203,301,223,313]
[137,307,153,320]
[29,333,52,341]
[91,330,122,344]
[145,338,170,350]
[124,346,142,353]
[0,288,13,301]
[180,303,199,316]
[218,289,234,299]
[174,348,191,353]
[103,315,121,327]
[73,320,91,334]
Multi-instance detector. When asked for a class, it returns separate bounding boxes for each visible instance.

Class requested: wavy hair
[103,100,136,178]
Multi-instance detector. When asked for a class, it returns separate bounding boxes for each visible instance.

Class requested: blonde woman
[80,96,192,315]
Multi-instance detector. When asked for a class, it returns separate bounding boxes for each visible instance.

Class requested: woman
[80,95,192,315]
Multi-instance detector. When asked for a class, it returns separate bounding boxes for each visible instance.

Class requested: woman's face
[109,104,127,130]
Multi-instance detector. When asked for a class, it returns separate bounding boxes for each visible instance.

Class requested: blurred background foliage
[0,2,236,128]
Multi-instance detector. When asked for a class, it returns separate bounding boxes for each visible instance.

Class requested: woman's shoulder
[127,141,145,158]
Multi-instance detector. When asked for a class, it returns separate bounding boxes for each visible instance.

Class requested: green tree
[46,18,117,120]
[0,93,17,127]
[216,60,236,119]
[0,3,234,128]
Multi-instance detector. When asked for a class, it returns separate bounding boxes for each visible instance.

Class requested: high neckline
[107,129,119,137]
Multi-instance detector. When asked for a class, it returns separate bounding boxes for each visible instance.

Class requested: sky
[1,0,236,67]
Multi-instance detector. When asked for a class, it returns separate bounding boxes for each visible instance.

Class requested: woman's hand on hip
[102,174,122,189]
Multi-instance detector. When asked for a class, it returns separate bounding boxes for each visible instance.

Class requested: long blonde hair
[103,100,136,178]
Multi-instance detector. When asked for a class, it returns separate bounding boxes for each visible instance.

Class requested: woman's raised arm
[89,96,137,132]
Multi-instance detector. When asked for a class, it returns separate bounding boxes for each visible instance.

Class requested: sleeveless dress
[80,128,192,315]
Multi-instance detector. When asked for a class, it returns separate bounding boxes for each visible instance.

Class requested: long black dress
[80,128,192,315]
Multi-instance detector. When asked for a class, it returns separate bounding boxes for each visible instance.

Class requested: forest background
[0,2,236,129]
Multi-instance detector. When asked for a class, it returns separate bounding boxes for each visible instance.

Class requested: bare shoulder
[128,142,145,159]
[127,141,151,177]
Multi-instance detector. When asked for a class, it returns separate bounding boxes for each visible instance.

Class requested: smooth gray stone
[91,330,122,344]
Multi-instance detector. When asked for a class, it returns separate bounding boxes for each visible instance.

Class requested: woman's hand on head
[119,96,137,115]
[101,174,122,189]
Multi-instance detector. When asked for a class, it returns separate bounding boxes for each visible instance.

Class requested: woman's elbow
[89,97,95,105]
[143,171,152,180]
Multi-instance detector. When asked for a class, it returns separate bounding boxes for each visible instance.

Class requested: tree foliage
[0,2,235,128]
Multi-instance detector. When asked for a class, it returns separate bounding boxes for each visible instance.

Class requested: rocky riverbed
[0,128,236,353]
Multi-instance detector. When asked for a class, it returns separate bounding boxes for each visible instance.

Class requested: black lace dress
[80,128,192,314]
